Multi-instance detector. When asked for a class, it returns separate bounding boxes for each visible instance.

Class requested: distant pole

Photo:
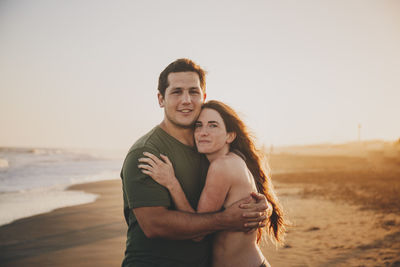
[358,123,361,142]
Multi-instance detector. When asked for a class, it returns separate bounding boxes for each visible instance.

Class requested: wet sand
[0,180,126,267]
[1,144,399,266]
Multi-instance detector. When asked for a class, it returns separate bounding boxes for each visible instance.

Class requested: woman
[139,100,286,267]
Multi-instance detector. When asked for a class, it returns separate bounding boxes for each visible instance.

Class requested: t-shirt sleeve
[122,147,171,209]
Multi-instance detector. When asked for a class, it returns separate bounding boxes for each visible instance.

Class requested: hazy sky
[1,0,399,150]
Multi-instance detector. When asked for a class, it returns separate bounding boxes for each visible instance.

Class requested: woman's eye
[209,124,217,128]
[194,123,202,128]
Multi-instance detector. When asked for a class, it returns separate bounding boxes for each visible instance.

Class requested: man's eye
[190,90,200,95]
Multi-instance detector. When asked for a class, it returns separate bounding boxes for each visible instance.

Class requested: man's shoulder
[127,126,164,153]
[122,126,163,165]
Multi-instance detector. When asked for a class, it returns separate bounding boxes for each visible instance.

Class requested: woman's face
[194,108,234,154]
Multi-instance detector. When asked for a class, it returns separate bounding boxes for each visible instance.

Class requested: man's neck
[159,120,195,147]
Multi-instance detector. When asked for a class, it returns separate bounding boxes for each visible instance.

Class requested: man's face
[158,72,206,128]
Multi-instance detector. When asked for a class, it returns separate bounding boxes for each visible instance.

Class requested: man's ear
[157,92,164,108]
[226,132,236,144]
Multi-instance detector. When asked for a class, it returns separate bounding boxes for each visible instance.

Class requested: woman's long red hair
[201,100,287,245]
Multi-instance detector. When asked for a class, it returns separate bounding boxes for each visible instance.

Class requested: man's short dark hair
[158,58,206,97]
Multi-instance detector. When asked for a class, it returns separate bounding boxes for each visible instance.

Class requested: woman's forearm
[168,179,196,213]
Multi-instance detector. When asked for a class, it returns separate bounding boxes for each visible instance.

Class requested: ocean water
[0,147,124,226]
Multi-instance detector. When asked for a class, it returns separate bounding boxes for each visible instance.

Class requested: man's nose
[181,91,191,104]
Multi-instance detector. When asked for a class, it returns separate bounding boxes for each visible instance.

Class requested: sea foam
[0,147,123,226]
[0,158,9,169]
[0,186,98,226]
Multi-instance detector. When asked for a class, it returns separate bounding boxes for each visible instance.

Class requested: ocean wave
[0,147,64,155]
[0,146,124,161]
[0,158,9,169]
[0,186,98,226]
[29,148,47,155]
[29,148,65,155]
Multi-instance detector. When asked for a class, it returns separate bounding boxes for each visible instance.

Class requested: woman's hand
[138,152,177,189]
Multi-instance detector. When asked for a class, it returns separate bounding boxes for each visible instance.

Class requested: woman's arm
[138,152,232,214]
[165,178,196,213]
[138,152,195,213]
[196,159,232,213]
[138,152,269,239]
[139,153,233,241]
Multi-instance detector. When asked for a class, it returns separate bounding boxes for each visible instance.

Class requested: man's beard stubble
[165,112,196,130]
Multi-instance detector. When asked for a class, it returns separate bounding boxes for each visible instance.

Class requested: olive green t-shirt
[121,126,210,266]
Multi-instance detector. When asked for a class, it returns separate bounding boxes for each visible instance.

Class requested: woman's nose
[199,127,208,136]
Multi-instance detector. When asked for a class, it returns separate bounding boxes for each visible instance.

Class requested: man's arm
[133,193,266,240]
[134,207,218,239]
[139,153,231,214]
[137,154,267,240]
[125,148,270,240]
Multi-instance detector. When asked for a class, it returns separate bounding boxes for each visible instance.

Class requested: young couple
[121,59,286,267]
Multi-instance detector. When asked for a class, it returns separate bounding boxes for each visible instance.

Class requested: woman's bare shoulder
[208,153,247,181]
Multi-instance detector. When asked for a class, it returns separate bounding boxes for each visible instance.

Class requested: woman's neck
[206,145,230,163]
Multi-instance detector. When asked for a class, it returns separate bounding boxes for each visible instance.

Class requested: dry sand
[1,144,399,266]
[261,184,400,267]
[262,145,400,267]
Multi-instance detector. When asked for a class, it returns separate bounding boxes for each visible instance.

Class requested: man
[121,58,270,266]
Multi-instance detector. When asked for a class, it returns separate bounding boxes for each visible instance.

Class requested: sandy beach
[1,143,399,266]
[0,180,126,267]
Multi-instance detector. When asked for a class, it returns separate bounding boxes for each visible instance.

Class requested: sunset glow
[1,1,399,149]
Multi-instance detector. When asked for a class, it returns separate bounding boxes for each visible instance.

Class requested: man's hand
[220,193,272,232]
[241,192,272,227]
[239,192,273,233]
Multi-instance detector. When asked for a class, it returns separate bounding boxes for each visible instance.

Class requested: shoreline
[0,179,126,267]
[0,185,99,227]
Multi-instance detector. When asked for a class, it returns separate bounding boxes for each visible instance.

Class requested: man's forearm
[134,207,227,240]
[134,193,269,240]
